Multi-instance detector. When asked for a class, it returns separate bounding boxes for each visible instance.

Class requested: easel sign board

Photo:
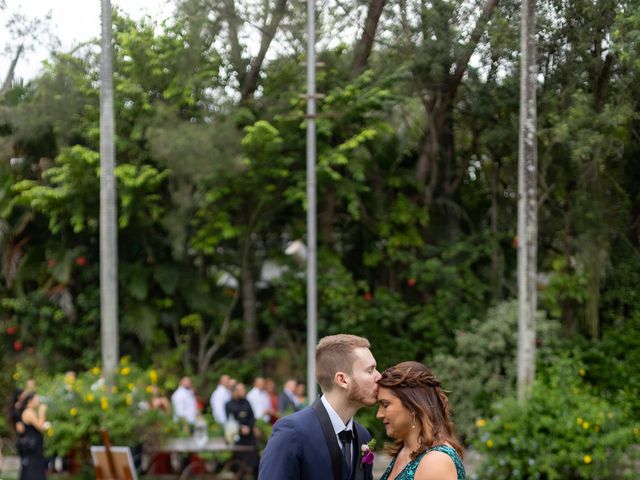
[90,445,138,480]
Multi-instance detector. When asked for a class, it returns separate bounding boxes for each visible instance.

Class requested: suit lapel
[312,398,342,480]
[352,425,363,480]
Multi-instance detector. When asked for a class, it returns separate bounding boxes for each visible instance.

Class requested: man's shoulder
[275,404,316,427]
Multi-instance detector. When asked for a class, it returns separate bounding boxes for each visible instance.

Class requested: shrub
[472,356,640,479]
[430,300,560,442]
[14,358,181,460]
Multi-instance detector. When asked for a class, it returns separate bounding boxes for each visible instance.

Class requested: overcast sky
[1,0,175,82]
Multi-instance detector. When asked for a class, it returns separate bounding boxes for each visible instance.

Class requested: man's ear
[334,371,349,389]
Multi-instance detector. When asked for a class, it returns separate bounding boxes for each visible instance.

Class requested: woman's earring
[412,413,416,429]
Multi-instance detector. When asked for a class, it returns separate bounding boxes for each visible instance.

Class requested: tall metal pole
[306,0,318,400]
[517,0,537,402]
[100,0,119,380]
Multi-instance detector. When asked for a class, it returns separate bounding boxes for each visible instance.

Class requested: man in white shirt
[171,376,197,429]
[246,376,272,422]
[210,374,232,425]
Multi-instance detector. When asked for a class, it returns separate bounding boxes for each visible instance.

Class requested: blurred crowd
[170,375,307,428]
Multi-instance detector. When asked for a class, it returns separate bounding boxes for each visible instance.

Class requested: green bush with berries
[473,355,640,479]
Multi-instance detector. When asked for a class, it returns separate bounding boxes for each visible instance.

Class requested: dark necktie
[338,429,353,476]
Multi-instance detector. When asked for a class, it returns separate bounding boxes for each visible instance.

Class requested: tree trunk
[100,0,119,380]
[489,158,504,300]
[1,44,23,93]
[241,241,259,353]
[223,0,247,88]
[240,0,288,102]
[516,0,537,403]
[351,0,387,76]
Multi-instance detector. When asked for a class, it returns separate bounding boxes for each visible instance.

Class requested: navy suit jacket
[258,398,374,480]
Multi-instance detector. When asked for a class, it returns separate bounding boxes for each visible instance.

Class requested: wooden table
[147,437,254,480]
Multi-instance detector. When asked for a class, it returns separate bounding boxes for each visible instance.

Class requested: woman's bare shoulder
[413,449,457,480]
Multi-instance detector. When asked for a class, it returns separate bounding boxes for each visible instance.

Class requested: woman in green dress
[377,362,465,480]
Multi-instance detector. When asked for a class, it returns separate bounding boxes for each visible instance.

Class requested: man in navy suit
[258,334,381,480]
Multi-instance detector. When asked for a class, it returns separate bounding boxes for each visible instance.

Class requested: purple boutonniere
[361,439,376,467]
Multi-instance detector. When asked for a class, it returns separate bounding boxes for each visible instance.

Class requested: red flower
[363,291,373,302]
[75,256,88,267]
[407,278,417,287]
[47,259,57,268]
[13,340,23,351]
[6,326,16,335]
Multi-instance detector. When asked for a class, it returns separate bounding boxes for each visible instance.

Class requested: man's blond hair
[315,334,371,392]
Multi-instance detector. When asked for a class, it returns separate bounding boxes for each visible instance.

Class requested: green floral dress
[379,445,466,480]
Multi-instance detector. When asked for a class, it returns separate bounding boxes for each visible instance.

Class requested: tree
[0,4,54,93]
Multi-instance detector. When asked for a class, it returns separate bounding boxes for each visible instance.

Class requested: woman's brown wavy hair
[378,361,463,460]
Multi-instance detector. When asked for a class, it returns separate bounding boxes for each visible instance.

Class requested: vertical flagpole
[517,0,537,402]
[100,0,119,380]
[306,0,318,401]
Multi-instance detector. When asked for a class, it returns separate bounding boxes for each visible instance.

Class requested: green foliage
[473,356,640,479]
[577,311,640,422]
[431,301,561,442]
[12,146,169,234]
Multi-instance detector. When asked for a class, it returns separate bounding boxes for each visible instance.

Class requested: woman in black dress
[225,383,259,475]
[19,392,49,480]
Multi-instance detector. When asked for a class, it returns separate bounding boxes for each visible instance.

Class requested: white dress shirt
[320,395,354,451]
[247,387,272,422]
[210,384,231,424]
[171,385,197,425]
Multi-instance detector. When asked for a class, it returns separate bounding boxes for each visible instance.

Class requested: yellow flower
[127,383,135,391]
[12,371,20,381]
[120,356,129,366]
[120,367,131,376]
[578,368,586,377]
[47,428,54,438]
[486,439,494,448]
[91,367,101,376]
[125,394,133,406]
[582,422,590,430]
[583,455,592,464]
[111,386,118,393]
[576,417,583,425]
[85,393,95,403]
[475,418,487,428]
[69,408,78,417]
[149,370,158,384]
[100,397,109,411]
[146,385,154,394]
